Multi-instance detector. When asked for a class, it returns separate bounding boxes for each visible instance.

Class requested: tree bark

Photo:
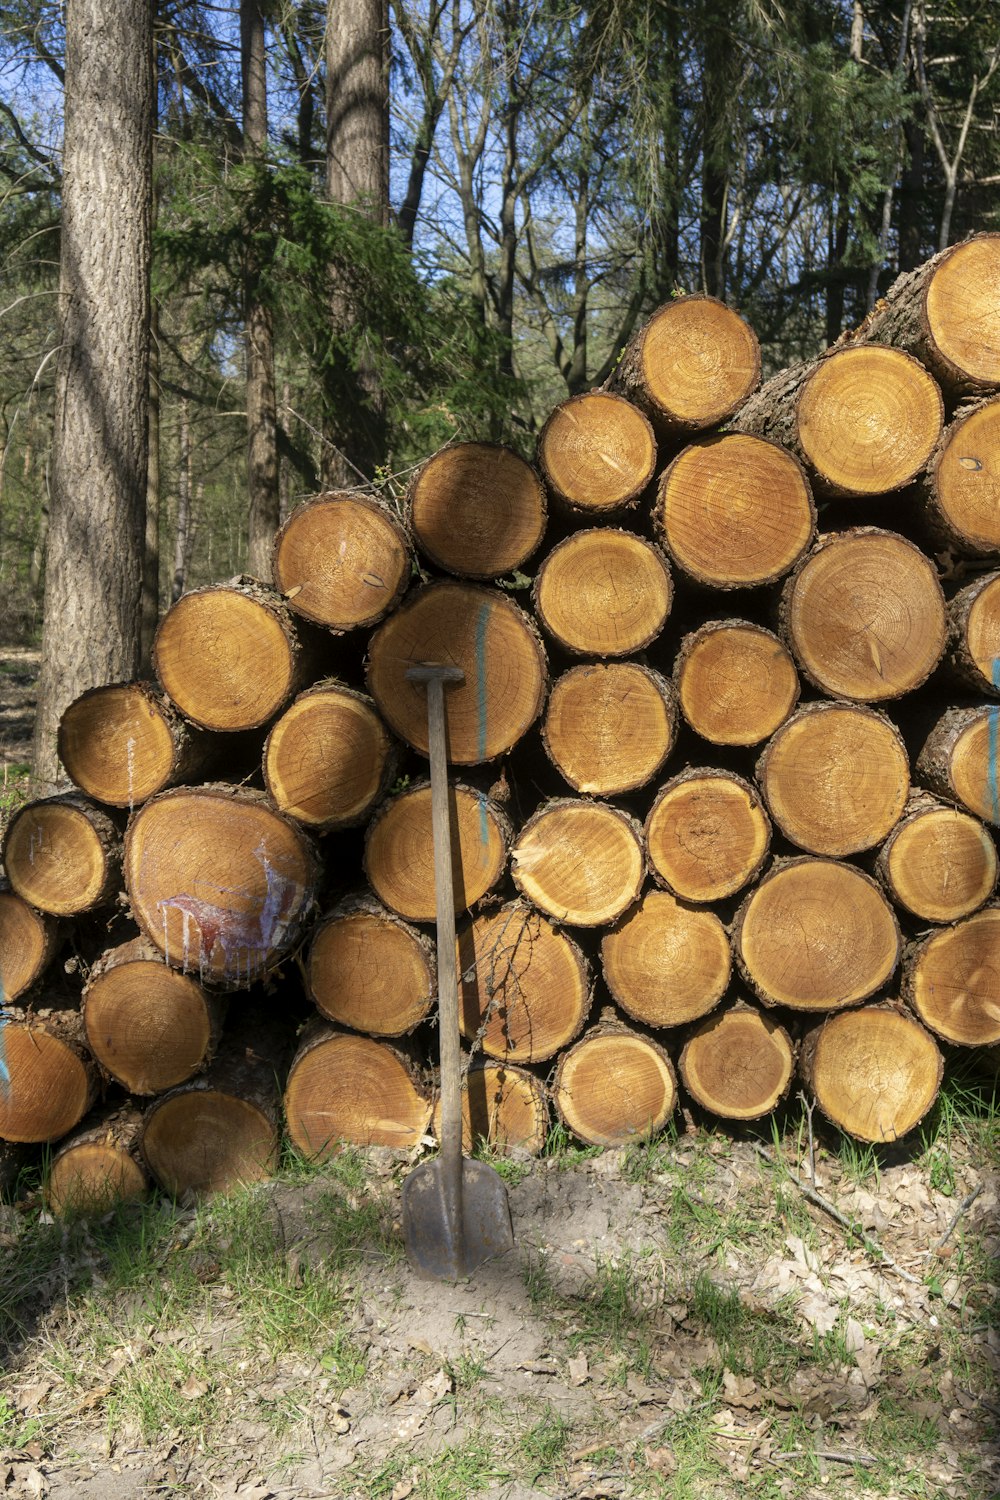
[33,0,154,787]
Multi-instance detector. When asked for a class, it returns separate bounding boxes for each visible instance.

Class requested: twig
[797,1089,816,1186]
[751,1143,921,1285]
[773,1447,877,1468]
[929,1183,983,1254]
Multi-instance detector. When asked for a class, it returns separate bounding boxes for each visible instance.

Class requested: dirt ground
[0,646,38,772]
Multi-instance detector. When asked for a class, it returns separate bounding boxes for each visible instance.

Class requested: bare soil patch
[0,646,38,772]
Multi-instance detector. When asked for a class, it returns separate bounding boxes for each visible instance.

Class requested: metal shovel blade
[402,1155,513,1281]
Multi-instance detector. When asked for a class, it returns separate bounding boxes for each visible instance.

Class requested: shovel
[401,662,514,1280]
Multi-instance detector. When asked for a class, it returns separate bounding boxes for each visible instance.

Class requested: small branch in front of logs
[928,1183,983,1256]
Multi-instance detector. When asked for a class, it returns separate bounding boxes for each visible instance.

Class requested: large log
[645,769,770,903]
[610,294,760,437]
[139,1023,286,1198]
[679,1002,795,1121]
[46,1105,149,1217]
[800,1004,943,1142]
[58,681,222,809]
[153,577,315,732]
[916,705,1000,826]
[306,895,435,1036]
[536,392,656,517]
[734,857,901,1012]
[673,620,799,747]
[430,1061,549,1156]
[0,1007,98,1143]
[551,1018,677,1147]
[124,785,319,986]
[407,442,546,579]
[283,1021,431,1158]
[919,398,1000,558]
[542,661,678,796]
[655,434,815,588]
[601,888,730,1029]
[0,882,58,1004]
[263,680,396,830]
[457,901,591,1064]
[852,232,1000,400]
[781,528,947,701]
[532,530,672,657]
[364,780,510,922]
[2,794,121,917]
[732,344,942,499]
[875,791,998,924]
[756,701,910,858]
[511,799,645,926]
[946,569,1000,694]
[902,906,1000,1047]
[366,581,548,763]
[272,490,411,631]
[82,936,226,1094]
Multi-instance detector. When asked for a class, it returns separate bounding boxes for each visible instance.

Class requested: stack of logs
[3,233,1000,1213]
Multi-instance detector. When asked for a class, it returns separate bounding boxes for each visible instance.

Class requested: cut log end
[631,296,760,430]
[882,802,998,924]
[273,491,410,630]
[646,771,770,903]
[552,1025,677,1147]
[918,707,1000,827]
[283,1029,431,1158]
[601,888,730,1029]
[904,907,1000,1047]
[3,797,120,917]
[803,1006,943,1142]
[47,1111,148,1217]
[675,621,799,746]
[431,1063,549,1155]
[533,530,672,657]
[0,887,57,1003]
[925,235,1000,391]
[308,900,434,1036]
[0,1018,96,1143]
[512,800,644,927]
[543,662,677,796]
[364,781,509,922]
[58,682,178,807]
[537,392,656,514]
[932,399,1000,555]
[680,1005,795,1121]
[264,683,395,829]
[409,443,546,578]
[796,346,942,497]
[141,1090,280,1198]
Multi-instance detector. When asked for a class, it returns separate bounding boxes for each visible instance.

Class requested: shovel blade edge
[402,1158,514,1281]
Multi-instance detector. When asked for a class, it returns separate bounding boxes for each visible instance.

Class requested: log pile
[4,238,1000,1212]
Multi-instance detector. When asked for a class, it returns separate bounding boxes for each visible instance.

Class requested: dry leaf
[180,1374,209,1400]
[568,1355,589,1386]
[389,1483,415,1500]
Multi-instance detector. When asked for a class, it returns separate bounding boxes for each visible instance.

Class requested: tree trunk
[673,621,799,747]
[407,443,547,580]
[141,298,160,671]
[542,662,677,797]
[306,894,435,1036]
[457,901,591,1064]
[170,395,192,604]
[33,0,153,787]
[645,769,770,903]
[680,1002,795,1122]
[655,434,815,589]
[800,1004,942,1141]
[242,0,281,578]
[532,531,672,658]
[552,1018,677,1147]
[511,799,644,927]
[601,888,729,1030]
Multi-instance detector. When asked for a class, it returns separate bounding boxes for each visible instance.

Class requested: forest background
[1,0,999,666]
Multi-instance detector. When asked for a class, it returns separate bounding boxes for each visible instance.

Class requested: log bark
[780,529,947,702]
[732,344,942,499]
[0,883,58,1004]
[82,936,226,1095]
[124,784,319,987]
[674,620,799,747]
[366,581,548,763]
[456,901,591,1064]
[551,1018,677,1147]
[610,294,760,437]
[532,530,672,657]
[46,1104,149,1217]
[511,799,645,927]
[800,1003,943,1142]
[733,857,901,1012]
[679,1002,795,1121]
[407,442,546,579]
[645,770,770,903]
[902,906,1000,1047]
[153,576,315,732]
[850,233,1000,400]
[58,680,223,809]
[272,491,411,631]
[139,1018,288,1198]
[542,662,677,796]
[2,794,121,917]
[946,568,1000,694]
[430,1060,549,1156]
[916,706,1000,826]
[919,398,1000,558]
[363,779,510,922]
[875,791,998,924]
[655,434,815,588]
[536,392,657,517]
[601,888,730,1029]
[756,701,910,858]
[283,1020,431,1158]
[263,680,396,829]
[0,1006,98,1143]
[307,894,435,1036]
